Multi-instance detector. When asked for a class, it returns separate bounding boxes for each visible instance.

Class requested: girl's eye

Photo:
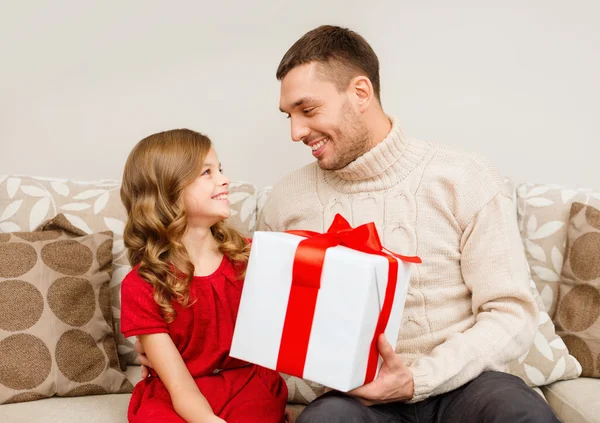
[202,169,210,176]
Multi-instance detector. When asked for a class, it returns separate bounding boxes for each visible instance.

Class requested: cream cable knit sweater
[257,118,538,402]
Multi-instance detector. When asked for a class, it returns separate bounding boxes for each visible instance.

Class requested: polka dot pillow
[554,203,600,378]
[0,214,132,404]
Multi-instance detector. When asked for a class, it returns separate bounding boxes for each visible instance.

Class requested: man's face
[279,62,369,170]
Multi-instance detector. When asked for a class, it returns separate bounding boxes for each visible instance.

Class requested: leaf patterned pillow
[507,277,582,387]
[516,183,600,317]
[256,186,272,226]
[0,175,259,367]
[227,181,258,236]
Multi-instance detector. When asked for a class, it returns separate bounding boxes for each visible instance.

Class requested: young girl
[119,129,288,423]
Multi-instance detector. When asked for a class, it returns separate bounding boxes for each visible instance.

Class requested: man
[258,25,558,422]
[137,25,559,422]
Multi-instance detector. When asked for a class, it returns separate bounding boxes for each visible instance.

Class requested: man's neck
[365,108,393,151]
[329,116,430,188]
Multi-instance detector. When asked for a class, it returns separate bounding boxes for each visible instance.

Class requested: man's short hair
[276,25,381,102]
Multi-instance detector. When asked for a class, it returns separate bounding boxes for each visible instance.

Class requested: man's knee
[482,390,559,422]
[296,393,368,423]
[470,372,559,422]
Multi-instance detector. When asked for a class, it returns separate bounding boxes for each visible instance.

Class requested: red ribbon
[276,214,421,384]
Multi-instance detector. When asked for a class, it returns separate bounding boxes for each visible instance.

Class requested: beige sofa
[0,174,598,423]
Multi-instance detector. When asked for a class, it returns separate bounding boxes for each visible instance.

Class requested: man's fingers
[355,397,375,407]
[347,386,363,397]
[141,364,149,379]
[135,337,153,369]
[138,353,152,367]
[347,388,375,406]
[377,334,398,365]
[134,337,144,354]
[347,383,372,398]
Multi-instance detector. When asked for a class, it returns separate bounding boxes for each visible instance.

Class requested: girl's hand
[284,408,295,423]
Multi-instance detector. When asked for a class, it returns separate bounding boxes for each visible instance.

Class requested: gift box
[230,214,421,392]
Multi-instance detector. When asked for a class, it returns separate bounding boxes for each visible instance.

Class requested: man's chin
[315,154,333,170]
[316,157,346,171]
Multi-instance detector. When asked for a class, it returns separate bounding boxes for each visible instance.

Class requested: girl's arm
[139,333,225,423]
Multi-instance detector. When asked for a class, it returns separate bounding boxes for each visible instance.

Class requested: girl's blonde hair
[120,129,250,322]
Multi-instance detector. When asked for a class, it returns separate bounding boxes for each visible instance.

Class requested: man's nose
[290,117,310,143]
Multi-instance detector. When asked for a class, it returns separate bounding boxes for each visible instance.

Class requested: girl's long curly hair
[120,129,250,322]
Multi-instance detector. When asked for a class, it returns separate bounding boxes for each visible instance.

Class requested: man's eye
[303,108,315,115]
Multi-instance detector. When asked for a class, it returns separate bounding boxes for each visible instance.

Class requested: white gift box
[230,228,416,392]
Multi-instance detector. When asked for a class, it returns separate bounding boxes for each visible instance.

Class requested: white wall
[1,0,598,189]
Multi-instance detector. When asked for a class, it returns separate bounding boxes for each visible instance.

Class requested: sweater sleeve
[408,191,538,402]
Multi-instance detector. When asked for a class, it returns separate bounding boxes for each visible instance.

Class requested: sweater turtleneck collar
[325,117,431,192]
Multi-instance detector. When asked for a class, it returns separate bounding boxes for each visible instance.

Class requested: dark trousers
[296,371,560,423]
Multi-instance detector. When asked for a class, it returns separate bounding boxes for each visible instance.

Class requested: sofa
[0,173,598,423]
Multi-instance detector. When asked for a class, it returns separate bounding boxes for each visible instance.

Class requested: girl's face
[182,148,231,228]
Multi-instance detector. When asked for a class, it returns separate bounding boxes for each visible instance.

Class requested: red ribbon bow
[276,214,421,384]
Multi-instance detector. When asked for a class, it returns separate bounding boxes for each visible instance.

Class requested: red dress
[120,255,288,423]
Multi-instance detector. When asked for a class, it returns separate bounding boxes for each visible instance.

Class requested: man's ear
[351,76,374,113]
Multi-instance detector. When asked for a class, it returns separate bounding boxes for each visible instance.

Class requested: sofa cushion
[542,377,600,423]
[227,181,259,235]
[555,203,600,378]
[516,183,600,317]
[0,175,258,367]
[500,182,583,387]
[506,276,583,387]
[0,215,132,404]
[0,366,141,423]
[0,366,548,423]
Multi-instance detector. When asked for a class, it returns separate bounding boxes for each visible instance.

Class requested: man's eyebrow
[279,97,317,113]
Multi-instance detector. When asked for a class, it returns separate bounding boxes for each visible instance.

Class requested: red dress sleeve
[120,269,169,338]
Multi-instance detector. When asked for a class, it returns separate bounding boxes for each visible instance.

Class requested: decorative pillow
[516,183,600,317]
[506,185,584,386]
[554,203,600,377]
[256,186,272,219]
[0,175,258,367]
[227,181,258,236]
[280,374,326,405]
[507,277,582,386]
[0,214,133,404]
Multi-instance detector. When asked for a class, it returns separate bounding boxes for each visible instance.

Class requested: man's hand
[198,415,226,423]
[347,334,414,406]
[284,408,295,423]
[135,336,154,378]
